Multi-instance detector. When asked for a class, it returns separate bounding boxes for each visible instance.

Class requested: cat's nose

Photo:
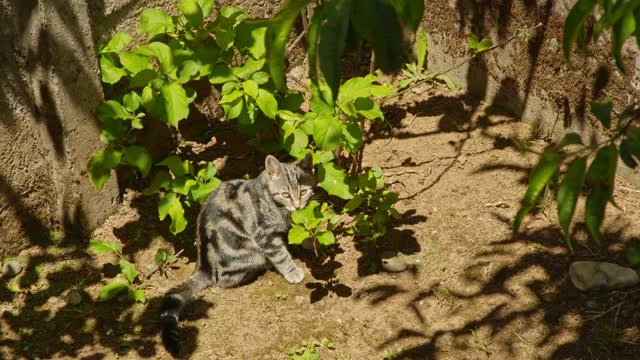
[293,199,301,209]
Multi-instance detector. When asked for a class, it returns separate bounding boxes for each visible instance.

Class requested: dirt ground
[2,84,640,360]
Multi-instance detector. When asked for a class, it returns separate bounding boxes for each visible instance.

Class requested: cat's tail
[160,269,212,356]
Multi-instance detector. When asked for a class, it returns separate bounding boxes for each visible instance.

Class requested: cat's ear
[297,153,313,173]
[265,155,282,177]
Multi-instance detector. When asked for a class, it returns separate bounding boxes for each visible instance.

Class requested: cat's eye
[300,189,308,196]
[281,192,291,198]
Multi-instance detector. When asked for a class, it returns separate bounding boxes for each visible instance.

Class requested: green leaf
[318,162,353,199]
[558,132,583,147]
[98,100,133,121]
[312,114,343,151]
[277,110,305,122]
[178,60,201,83]
[119,51,152,75]
[100,32,133,54]
[99,55,126,84]
[129,69,158,88]
[235,21,268,59]
[122,146,152,177]
[416,29,428,70]
[123,91,141,113]
[590,100,613,128]
[620,138,640,168]
[563,0,597,62]
[557,157,587,252]
[351,0,403,72]
[190,178,221,203]
[283,127,309,158]
[585,144,617,245]
[354,97,384,120]
[626,246,640,266]
[158,192,188,235]
[243,80,259,99]
[197,0,215,18]
[88,147,122,190]
[155,249,169,265]
[612,10,636,71]
[232,57,265,80]
[342,122,363,154]
[159,83,190,126]
[292,201,322,228]
[513,150,564,234]
[138,8,175,38]
[343,195,364,212]
[222,97,244,119]
[128,289,147,304]
[256,88,277,119]
[288,224,310,245]
[209,64,237,84]
[143,171,172,195]
[134,42,176,74]
[180,0,204,27]
[468,34,492,53]
[370,83,396,98]
[119,259,138,284]
[198,162,218,180]
[157,155,193,177]
[313,0,352,102]
[389,0,424,32]
[172,176,198,195]
[98,279,129,301]
[251,71,270,85]
[89,238,122,255]
[266,0,311,91]
[316,230,336,246]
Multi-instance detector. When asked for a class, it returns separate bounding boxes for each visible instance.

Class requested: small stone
[569,261,640,291]
[67,290,82,305]
[294,295,306,304]
[381,252,409,273]
[2,261,22,278]
[301,237,314,251]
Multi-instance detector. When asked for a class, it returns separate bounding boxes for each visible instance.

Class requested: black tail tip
[161,315,181,356]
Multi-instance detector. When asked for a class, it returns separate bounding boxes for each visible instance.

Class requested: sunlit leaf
[128,289,147,304]
[122,146,152,177]
[288,224,310,245]
[318,162,353,199]
[316,230,336,246]
[89,238,122,255]
[100,32,133,53]
[119,259,138,284]
[180,0,204,27]
[138,9,175,38]
[88,147,122,190]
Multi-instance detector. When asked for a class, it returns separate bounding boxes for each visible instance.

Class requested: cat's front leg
[260,233,304,284]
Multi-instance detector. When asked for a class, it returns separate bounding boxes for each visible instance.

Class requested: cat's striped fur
[160,154,314,355]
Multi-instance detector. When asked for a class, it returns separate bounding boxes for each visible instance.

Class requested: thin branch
[382,22,544,105]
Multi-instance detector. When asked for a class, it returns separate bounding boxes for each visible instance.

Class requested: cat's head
[264,154,315,212]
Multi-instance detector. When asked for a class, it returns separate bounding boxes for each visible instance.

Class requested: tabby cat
[160,154,314,355]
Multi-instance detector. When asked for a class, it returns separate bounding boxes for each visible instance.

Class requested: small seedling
[89,239,146,304]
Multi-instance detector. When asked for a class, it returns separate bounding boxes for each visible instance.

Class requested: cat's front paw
[284,266,305,284]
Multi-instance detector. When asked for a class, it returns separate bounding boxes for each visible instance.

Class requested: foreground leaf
[122,146,152,177]
[138,9,175,38]
[563,0,597,62]
[128,289,147,304]
[351,0,403,72]
[585,144,617,245]
[288,224,310,245]
[557,156,587,251]
[267,0,312,91]
[513,150,564,234]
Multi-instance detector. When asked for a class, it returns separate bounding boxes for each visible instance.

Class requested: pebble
[381,252,409,273]
[2,261,22,278]
[294,295,306,304]
[569,261,640,291]
[67,290,82,305]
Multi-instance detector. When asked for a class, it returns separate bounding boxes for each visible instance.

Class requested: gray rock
[381,252,409,273]
[569,261,640,291]
[67,290,82,305]
[2,261,22,277]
